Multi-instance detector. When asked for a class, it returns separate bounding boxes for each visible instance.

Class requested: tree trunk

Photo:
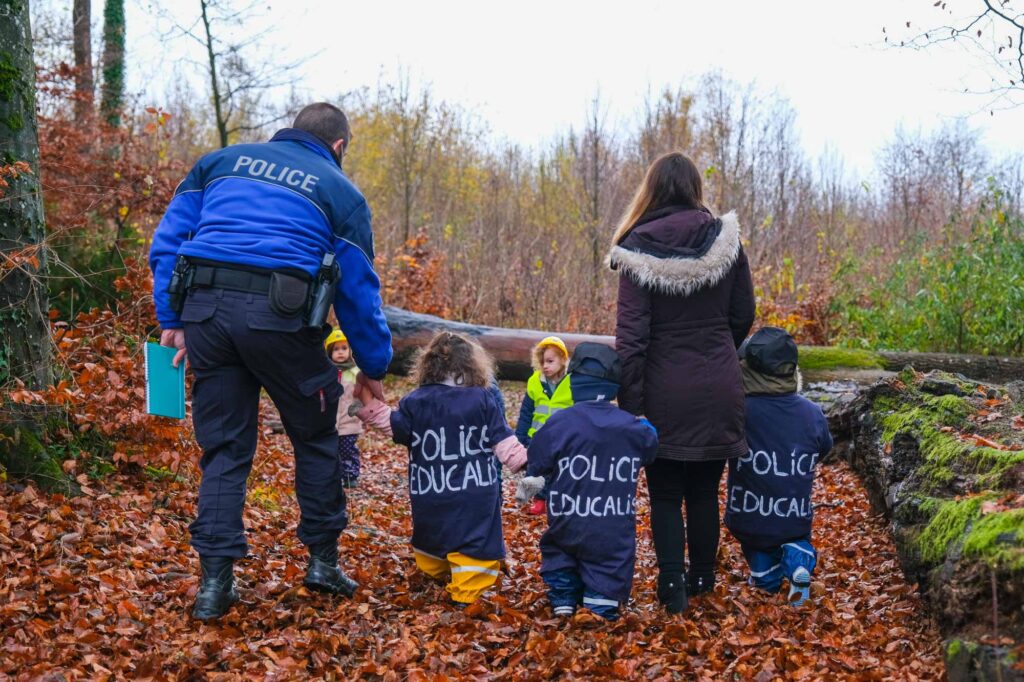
[1,1,86,495]
[0,0,52,390]
[72,0,93,123]
[100,0,125,127]
[199,0,228,148]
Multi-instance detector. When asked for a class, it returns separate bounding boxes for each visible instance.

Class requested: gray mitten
[347,399,364,417]
[515,476,546,505]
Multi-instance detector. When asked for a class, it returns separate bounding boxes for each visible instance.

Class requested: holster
[167,256,194,314]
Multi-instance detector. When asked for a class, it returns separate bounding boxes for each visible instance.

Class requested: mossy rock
[0,403,108,495]
[945,637,1022,682]
[0,425,80,496]
[0,423,70,492]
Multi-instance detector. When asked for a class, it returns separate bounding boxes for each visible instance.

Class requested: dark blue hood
[570,372,619,402]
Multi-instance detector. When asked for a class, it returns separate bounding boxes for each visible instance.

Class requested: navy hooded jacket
[725,393,833,550]
[149,129,393,379]
[527,399,659,602]
[390,384,514,561]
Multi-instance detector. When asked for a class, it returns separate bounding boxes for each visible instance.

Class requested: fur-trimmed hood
[607,208,741,296]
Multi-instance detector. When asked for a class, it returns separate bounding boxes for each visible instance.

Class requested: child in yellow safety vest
[515,336,572,515]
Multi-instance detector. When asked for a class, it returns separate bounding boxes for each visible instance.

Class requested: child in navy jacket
[357,332,528,605]
[724,327,833,605]
[517,343,659,620]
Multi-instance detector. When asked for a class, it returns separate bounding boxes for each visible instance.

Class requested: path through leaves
[1,382,945,680]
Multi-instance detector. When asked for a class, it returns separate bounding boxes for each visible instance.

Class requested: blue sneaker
[788,567,811,606]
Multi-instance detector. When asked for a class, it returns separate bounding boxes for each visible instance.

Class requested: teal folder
[144,342,186,419]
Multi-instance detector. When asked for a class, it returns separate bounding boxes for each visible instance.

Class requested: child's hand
[354,397,394,437]
[637,417,658,437]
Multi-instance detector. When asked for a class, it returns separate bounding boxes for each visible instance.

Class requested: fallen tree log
[877,351,1024,383]
[384,307,1024,382]
[384,306,612,380]
[846,371,1023,680]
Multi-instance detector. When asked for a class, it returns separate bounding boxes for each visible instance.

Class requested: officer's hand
[160,328,187,368]
[356,373,385,401]
[353,382,372,406]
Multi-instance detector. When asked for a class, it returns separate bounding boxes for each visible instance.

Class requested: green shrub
[833,185,1024,355]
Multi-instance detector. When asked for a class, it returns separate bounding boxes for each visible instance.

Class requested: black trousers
[181,287,346,558]
[645,458,727,581]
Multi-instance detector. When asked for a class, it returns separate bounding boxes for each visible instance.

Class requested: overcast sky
[109,0,1024,176]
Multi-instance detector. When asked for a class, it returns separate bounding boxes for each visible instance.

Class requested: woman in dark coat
[609,152,755,614]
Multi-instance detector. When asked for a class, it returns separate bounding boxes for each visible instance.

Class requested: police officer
[149,103,393,620]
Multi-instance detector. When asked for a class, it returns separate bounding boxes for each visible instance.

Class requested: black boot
[656,572,688,614]
[303,541,358,597]
[687,572,715,597]
[192,556,239,621]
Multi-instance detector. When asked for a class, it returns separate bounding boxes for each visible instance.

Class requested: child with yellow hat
[325,328,363,488]
[515,335,571,515]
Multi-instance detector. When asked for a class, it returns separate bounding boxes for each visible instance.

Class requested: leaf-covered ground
[1,380,946,680]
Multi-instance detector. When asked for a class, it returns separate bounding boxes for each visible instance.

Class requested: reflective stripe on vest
[526,371,573,438]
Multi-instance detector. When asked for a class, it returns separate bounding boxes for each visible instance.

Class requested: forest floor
[0,379,946,681]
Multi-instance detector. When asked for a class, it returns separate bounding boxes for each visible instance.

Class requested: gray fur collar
[606,211,741,296]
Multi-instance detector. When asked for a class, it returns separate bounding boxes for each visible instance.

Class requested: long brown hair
[611,152,705,245]
[412,331,495,388]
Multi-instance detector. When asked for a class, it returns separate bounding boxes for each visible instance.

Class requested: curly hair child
[356,331,527,605]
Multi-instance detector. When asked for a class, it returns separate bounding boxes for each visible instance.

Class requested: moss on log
[798,346,885,371]
[848,370,1024,680]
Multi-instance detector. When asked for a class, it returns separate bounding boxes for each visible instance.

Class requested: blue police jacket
[527,400,659,602]
[390,384,514,561]
[149,129,393,379]
[725,393,834,550]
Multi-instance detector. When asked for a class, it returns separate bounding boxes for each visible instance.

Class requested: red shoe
[527,499,546,515]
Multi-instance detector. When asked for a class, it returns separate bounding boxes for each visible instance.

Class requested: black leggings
[645,458,727,581]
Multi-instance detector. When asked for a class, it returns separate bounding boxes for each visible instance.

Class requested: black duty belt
[191,264,275,294]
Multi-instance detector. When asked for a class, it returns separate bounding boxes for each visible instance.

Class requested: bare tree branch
[154,0,318,147]
[891,1,1024,105]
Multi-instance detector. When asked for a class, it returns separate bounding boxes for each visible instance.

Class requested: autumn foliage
[377,229,451,319]
[0,378,947,680]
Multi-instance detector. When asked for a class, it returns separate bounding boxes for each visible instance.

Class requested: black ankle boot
[656,572,688,614]
[192,556,239,621]
[687,572,715,596]
[303,541,358,597]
